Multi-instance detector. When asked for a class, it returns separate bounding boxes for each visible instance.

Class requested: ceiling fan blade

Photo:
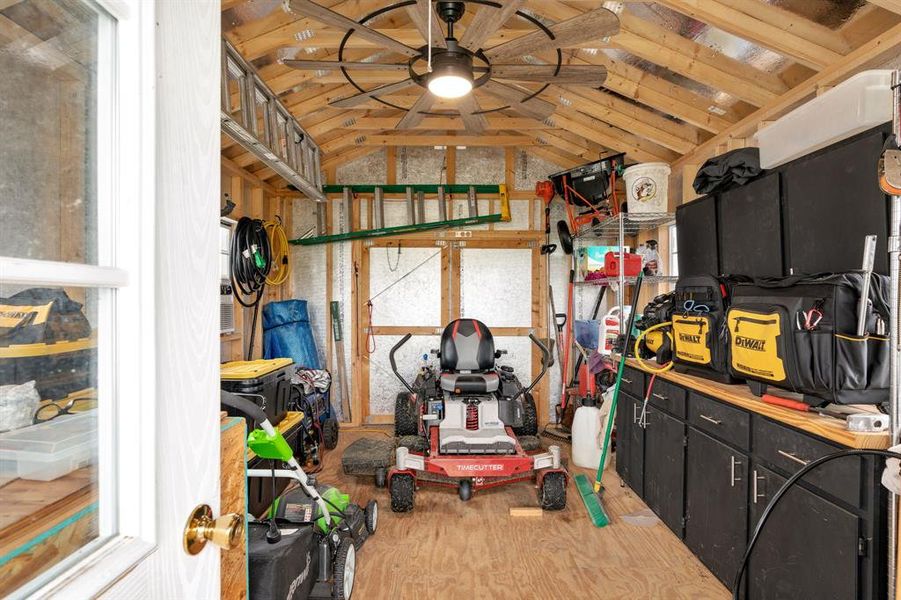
[396,92,437,129]
[484,8,619,62]
[329,79,419,108]
[285,0,420,58]
[480,80,555,122]
[458,0,525,51]
[492,64,607,86]
[456,95,488,133]
[281,58,409,71]
[404,0,447,49]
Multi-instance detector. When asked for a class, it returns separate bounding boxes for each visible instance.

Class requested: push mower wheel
[323,417,339,450]
[333,538,356,600]
[513,393,538,437]
[374,467,387,488]
[394,393,418,437]
[458,479,472,501]
[390,474,415,512]
[365,500,379,534]
[538,472,567,511]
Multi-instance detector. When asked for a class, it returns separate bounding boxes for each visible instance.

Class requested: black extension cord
[732,448,901,599]
[230,217,272,359]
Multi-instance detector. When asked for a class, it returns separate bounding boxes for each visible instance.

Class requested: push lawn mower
[221,392,376,600]
[386,319,566,512]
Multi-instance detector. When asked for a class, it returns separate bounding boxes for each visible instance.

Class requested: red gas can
[604,251,642,278]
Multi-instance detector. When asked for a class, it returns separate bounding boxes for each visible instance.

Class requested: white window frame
[0,0,158,597]
[668,223,679,278]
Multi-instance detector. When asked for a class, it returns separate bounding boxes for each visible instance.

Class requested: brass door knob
[183,504,244,555]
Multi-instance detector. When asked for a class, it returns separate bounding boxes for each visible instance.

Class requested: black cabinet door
[747,464,860,600]
[615,393,644,495]
[643,407,686,537]
[676,194,719,276]
[685,428,748,586]
[718,173,783,277]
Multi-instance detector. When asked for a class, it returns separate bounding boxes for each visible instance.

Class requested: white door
[0,1,222,598]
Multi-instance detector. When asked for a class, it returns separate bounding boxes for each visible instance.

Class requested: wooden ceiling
[221,0,901,186]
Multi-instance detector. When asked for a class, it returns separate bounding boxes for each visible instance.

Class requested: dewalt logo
[735,336,766,352]
[679,333,701,344]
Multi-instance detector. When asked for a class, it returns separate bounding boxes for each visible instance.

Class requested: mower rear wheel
[333,538,356,600]
[390,474,415,512]
[323,418,339,450]
[458,479,472,501]
[365,499,378,534]
[538,472,566,511]
[374,467,387,489]
[513,393,538,437]
[394,393,418,437]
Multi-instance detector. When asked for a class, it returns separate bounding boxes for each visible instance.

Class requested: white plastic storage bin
[756,70,892,169]
[0,411,97,482]
[623,163,671,215]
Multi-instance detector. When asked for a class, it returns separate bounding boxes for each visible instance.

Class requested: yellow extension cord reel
[264,217,290,286]
[633,321,674,374]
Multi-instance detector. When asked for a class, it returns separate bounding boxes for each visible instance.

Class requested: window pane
[0,284,101,595]
[0,0,104,265]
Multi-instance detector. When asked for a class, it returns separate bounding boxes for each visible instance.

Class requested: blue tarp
[262,300,321,369]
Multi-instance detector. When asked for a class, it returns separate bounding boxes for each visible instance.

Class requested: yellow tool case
[727,273,890,406]
[220,358,294,427]
[0,289,96,400]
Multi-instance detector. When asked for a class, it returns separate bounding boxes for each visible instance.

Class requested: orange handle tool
[762,394,810,412]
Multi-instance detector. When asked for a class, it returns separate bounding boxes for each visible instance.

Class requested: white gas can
[599,305,631,355]
[571,394,614,470]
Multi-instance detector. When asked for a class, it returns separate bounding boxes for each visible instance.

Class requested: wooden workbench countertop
[626,359,890,450]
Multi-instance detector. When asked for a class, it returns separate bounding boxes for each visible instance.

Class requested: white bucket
[623,162,671,214]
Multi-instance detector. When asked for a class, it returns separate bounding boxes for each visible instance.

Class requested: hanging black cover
[693,148,763,195]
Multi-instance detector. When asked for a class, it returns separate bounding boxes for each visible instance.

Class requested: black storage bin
[220,358,293,429]
[675,195,719,277]
[727,272,890,406]
[248,519,319,600]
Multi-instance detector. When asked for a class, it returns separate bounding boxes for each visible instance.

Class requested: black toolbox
[220,358,293,429]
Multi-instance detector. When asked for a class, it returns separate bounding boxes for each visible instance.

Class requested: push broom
[576,270,644,527]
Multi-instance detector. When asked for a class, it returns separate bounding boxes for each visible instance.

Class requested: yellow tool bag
[0,288,96,400]
[727,273,890,406]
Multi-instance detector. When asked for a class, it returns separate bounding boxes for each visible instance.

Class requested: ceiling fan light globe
[428,74,473,99]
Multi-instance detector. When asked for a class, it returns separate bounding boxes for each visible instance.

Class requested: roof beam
[363,134,535,147]
[653,0,843,70]
[550,109,679,163]
[675,21,901,169]
[322,145,382,171]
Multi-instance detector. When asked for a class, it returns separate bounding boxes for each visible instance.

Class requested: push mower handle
[511,334,551,403]
[390,333,416,394]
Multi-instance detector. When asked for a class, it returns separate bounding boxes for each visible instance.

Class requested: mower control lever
[511,334,551,403]
[390,333,416,394]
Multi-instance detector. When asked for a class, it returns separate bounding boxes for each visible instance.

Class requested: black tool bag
[0,288,95,400]
[726,273,890,406]
[248,519,320,600]
[636,292,674,364]
[672,275,749,383]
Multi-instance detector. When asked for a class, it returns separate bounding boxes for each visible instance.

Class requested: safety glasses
[33,391,97,424]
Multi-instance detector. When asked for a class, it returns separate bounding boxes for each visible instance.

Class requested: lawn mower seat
[438,319,499,394]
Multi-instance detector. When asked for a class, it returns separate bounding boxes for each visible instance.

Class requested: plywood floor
[322,429,728,600]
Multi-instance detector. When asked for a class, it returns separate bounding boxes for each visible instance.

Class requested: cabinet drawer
[620,366,645,398]
[647,378,686,418]
[688,392,750,451]
[752,416,862,508]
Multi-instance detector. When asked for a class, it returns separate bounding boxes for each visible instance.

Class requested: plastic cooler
[0,411,97,483]
[220,358,294,428]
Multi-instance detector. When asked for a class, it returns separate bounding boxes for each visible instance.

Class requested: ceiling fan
[277,0,620,132]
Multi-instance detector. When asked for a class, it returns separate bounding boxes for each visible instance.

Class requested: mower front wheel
[365,500,379,534]
[374,467,387,489]
[394,393,418,437]
[390,473,415,512]
[458,479,472,501]
[333,538,356,600]
[322,417,339,450]
[538,471,567,511]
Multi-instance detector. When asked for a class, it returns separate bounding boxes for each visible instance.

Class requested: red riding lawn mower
[386,318,567,512]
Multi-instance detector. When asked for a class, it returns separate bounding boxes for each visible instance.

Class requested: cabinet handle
[652,393,667,401]
[622,378,632,384]
[699,414,722,426]
[730,456,742,487]
[752,469,765,504]
[778,450,810,466]
[632,404,639,424]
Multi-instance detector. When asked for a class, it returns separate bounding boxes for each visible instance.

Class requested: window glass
[0,0,100,265]
[669,223,679,277]
[0,1,111,593]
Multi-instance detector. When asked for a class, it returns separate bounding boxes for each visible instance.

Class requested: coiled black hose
[230,217,272,359]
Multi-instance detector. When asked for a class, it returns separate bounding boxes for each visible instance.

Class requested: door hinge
[683,435,688,447]
[858,537,868,557]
